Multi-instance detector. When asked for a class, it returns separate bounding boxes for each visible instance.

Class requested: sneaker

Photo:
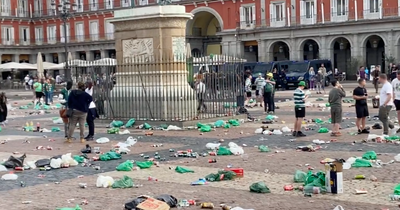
[361,129,370,134]
[85,136,94,141]
[358,129,363,134]
[292,131,297,136]
[64,138,72,143]
[296,131,306,137]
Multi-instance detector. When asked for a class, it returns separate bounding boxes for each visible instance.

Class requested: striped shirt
[294,88,305,108]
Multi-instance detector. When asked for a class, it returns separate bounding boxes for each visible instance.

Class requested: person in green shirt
[33,79,44,105]
[263,73,276,114]
[44,78,55,105]
[59,81,73,139]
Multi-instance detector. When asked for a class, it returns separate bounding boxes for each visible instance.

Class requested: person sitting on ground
[328,80,346,137]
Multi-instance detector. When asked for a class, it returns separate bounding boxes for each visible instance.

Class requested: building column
[257,39,267,62]
[387,31,395,58]
[29,54,37,63]
[319,36,328,59]
[12,54,20,62]
[86,51,94,61]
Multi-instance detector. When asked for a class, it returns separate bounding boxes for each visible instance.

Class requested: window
[363,0,381,19]
[90,21,99,41]
[76,0,83,12]
[369,0,379,13]
[300,0,316,24]
[60,24,70,43]
[1,0,10,16]
[122,0,131,7]
[331,0,348,22]
[239,5,256,29]
[20,27,29,45]
[75,23,84,42]
[270,2,286,27]
[34,0,42,17]
[18,0,28,17]
[139,0,148,5]
[47,0,56,15]
[105,20,114,40]
[35,27,43,45]
[91,0,98,11]
[2,26,14,45]
[105,0,113,9]
[47,25,56,44]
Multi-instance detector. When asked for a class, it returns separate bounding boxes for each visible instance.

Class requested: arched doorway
[332,37,351,75]
[301,39,319,60]
[365,35,385,73]
[270,41,290,61]
[187,8,223,56]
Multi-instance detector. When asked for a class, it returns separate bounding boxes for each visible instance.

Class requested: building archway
[191,48,202,57]
[364,35,385,72]
[301,39,319,60]
[186,7,223,55]
[331,37,351,75]
[269,41,290,61]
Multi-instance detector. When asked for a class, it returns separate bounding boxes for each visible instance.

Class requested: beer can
[208,159,217,163]
[355,175,365,179]
[201,202,214,209]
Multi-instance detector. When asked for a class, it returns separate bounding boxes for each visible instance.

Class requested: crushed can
[208,152,216,156]
[14,167,24,171]
[208,159,217,163]
[201,202,214,209]
[354,175,365,179]
[284,185,294,191]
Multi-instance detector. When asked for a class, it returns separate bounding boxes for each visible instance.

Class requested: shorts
[35,92,43,98]
[295,107,306,118]
[394,100,400,111]
[355,105,369,118]
[255,90,262,96]
[246,91,252,98]
[330,106,342,124]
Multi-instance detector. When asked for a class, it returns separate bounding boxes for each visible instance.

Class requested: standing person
[59,81,73,139]
[254,73,265,107]
[24,75,30,90]
[358,66,366,80]
[66,82,92,143]
[391,71,400,133]
[315,70,325,94]
[244,75,252,106]
[85,82,98,140]
[0,92,7,125]
[293,81,308,137]
[308,67,315,90]
[319,64,327,86]
[195,77,207,113]
[372,65,381,93]
[263,73,275,114]
[328,81,346,136]
[378,74,395,135]
[33,79,44,105]
[353,79,370,134]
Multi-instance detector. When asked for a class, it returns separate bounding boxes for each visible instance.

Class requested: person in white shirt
[24,75,30,90]
[195,78,207,113]
[84,82,98,140]
[56,75,61,84]
[379,74,395,135]
[391,71,400,133]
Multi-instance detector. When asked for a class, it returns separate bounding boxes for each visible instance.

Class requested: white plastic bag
[53,118,63,124]
[61,153,78,166]
[395,154,400,162]
[1,173,18,180]
[206,143,220,150]
[165,125,182,131]
[0,165,7,172]
[312,139,325,144]
[41,128,51,133]
[254,128,263,134]
[281,126,291,133]
[50,158,62,169]
[96,137,110,144]
[228,142,244,155]
[262,130,271,135]
[96,175,114,188]
[115,136,137,149]
[333,205,344,210]
[26,161,36,169]
[118,130,130,135]
[272,130,282,135]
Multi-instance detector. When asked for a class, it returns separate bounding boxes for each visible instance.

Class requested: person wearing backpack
[263,73,276,114]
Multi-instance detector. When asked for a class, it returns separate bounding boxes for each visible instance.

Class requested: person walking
[392,71,400,133]
[308,67,315,90]
[33,78,44,105]
[59,81,73,139]
[0,92,8,126]
[372,65,381,93]
[315,70,325,94]
[44,79,54,105]
[378,74,395,135]
[195,77,207,113]
[66,82,92,143]
[24,75,30,90]
[263,73,275,114]
[254,73,265,107]
[328,80,346,136]
[244,75,252,106]
[85,82,98,140]
[352,78,370,134]
[293,81,308,137]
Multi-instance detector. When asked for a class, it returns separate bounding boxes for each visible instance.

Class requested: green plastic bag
[197,122,206,128]
[136,161,153,169]
[43,105,50,110]
[362,151,377,160]
[56,205,82,210]
[99,152,121,161]
[73,155,85,163]
[125,118,136,128]
[19,105,28,109]
[199,125,212,132]
[314,118,324,124]
[351,158,372,167]
[294,170,307,183]
[111,121,124,128]
[258,145,270,152]
[205,170,236,182]
[142,123,152,129]
[107,128,119,134]
[51,127,61,132]
[266,115,275,121]
[249,182,271,193]
[223,124,231,129]
[214,120,225,128]
[160,124,168,129]
[116,160,134,171]
[112,175,134,188]
[325,103,330,107]
[304,171,326,188]
[217,147,232,156]
[55,103,62,109]
[385,136,400,141]
[175,166,194,173]
[27,102,33,106]
[318,127,329,133]
[228,119,240,126]
[394,184,400,195]
[34,104,41,110]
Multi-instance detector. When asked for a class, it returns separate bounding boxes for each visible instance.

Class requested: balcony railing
[0,9,30,18]
[0,33,114,47]
[237,7,400,30]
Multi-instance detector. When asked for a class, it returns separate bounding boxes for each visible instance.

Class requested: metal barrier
[71,54,245,121]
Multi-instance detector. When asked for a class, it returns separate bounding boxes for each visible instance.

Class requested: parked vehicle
[285,60,333,89]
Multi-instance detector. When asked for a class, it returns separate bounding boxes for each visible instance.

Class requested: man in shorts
[328,80,346,136]
[391,71,400,133]
[293,81,308,137]
[378,74,395,135]
[353,78,370,134]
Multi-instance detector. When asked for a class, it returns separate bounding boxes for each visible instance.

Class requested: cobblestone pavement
[0,83,399,209]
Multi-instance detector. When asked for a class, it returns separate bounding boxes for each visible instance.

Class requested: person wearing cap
[293,81,308,137]
[263,72,276,114]
[254,73,265,107]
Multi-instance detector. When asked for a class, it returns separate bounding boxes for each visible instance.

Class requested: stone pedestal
[109,5,197,120]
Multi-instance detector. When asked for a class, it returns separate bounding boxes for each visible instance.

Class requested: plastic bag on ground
[258,145,270,152]
[3,154,26,168]
[254,128,263,134]
[249,181,271,193]
[228,119,240,126]
[352,158,372,167]
[1,173,18,180]
[52,117,63,124]
[125,118,136,128]
[96,175,114,188]
[118,130,130,135]
[50,158,62,169]
[304,171,326,188]
[0,165,7,172]
[199,125,212,132]
[56,205,82,210]
[262,130,271,135]
[142,123,152,129]
[214,120,225,128]
[395,154,400,162]
[229,142,244,155]
[362,151,377,160]
[206,142,220,150]
[51,127,61,132]
[111,175,134,188]
[61,153,79,166]
[96,137,110,144]
[217,146,233,156]
[115,136,137,149]
[116,160,134,171]
[165,125,182,131]
[136,161,153,169]
[294,170,307,183]
[318,127,329,133]
[110,120,124,128]
[155,194,178,207]
[224,124,231,129]
[107,127,119,134]
[124,196,148,210]
[205,170,236,182]
[394,184,400,195]
[265,115,276,120]
[281,126,291,133]
[333,205,345,210]
[73,155,85,163]
[272,130,283,135]
[175,166,194,173]
[99,152,122,161]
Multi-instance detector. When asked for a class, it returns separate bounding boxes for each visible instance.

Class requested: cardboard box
[325,160,344,194]
[137,197,170,210]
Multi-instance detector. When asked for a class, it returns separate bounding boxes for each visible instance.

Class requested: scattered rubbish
[355,189,368,194]
[119,129,131,135]
[191,178,207,185]
[78,183,87,188]
[312,139,325,144]
[55,204,82,210]
[354,175,365,179]
[175,166,194,173]
[1,173,18,180]
[249,181,270,193]
[206,142,220,150]
[21,201,32,204]
[258,145,270,152]
[3,154,26,168]
[228,142,244,155]
[112,175,135,188]
[205,170,236,182]
[96,175,114,188]
[116,160,134,171]
[96,137,110,144]
[294,170,307,183]
[50,158,62,169]
[0,165,7,172]
[201,202,215,209]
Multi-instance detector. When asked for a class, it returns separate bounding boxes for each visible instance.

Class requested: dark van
[285,60,333,89]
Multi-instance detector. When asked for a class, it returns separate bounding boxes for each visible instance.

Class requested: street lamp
[51,0,77,82]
